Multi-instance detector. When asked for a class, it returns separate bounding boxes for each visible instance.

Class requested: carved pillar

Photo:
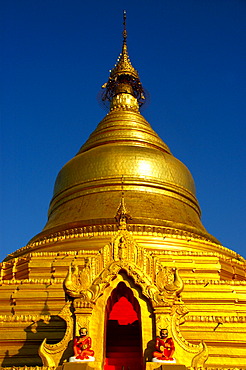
[154,306,172,336]
[73,299,94,336]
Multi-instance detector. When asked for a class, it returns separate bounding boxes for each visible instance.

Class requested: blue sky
[1,0,246,261]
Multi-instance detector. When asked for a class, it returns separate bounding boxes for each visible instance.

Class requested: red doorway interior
[104,282,143,369]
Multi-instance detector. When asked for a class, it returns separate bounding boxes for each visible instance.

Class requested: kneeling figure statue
[72,327,95,361]
[152,329,175,362]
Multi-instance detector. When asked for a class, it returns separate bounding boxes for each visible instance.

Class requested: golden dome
[52,110,195,207]
[34,105,216,244]
[25,23,220,248]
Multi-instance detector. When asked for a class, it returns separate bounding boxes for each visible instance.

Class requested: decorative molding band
[151,250,244,264]
[4,223,225,259]
[185,315,246,323]
[0,314,51,323]
[4,224,243,264]
[188,368,246,370]
[1,276,245,287]
[2,247,244,272]
[0,278,64,285]
[182,279,246,286]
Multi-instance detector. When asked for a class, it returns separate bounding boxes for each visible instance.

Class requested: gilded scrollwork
[63,258,93,299]
[155,313,171,331]
[156,266,184,303]
[38,301,73,367]
[64,229,185,309]
[40,227,210,368]
[168,304,208,366]
[191,341,209,367]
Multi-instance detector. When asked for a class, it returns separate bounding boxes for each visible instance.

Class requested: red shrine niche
[105,282,143,369]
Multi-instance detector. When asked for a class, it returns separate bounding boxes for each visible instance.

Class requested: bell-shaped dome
[26,23,219,249]
[42,109,201,232]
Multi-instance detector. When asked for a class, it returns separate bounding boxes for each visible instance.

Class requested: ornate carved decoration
[64,228,184,308]
[64,259,92,298]
[8,220,243,262]
[151,302,208,366]
[0,278,64,285]
[156,266,183,296]
[33,228,237,367]
[114,190,132,229]
[38,302,73,368]
[0,314,51,323]
[153,304,207,367]
[191,341,209,368]
[1,312,245,325]
[185,315,246,323]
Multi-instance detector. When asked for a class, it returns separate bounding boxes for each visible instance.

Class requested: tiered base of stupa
[0,229,246,369]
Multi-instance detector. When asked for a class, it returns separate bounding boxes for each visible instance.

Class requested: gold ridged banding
[49,177,200,219]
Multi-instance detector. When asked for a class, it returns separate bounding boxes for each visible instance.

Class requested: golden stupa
[1,12,246,370]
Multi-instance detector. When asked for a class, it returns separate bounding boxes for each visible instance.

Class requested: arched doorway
[104,282,143,369]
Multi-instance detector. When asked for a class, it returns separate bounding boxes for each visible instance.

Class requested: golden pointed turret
[101,11,145,112]
[108,12,139,81]
[109,39,139,80]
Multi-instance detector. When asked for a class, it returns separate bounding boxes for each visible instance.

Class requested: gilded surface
[1,14,246,370]
[108,40,139,80]
[59,226,209,367]
[38,302,73,368]
[11,38,225,250]
[0,233,246,367]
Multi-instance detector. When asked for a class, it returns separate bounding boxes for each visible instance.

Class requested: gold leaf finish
[1,14,246,370]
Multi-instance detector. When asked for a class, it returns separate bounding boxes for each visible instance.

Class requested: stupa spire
[109,10,139,80]
[101,10,146,112]
[123,9,127,43]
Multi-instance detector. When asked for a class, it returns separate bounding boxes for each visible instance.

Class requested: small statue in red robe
[73,327,94,360]
[153,329,175,361]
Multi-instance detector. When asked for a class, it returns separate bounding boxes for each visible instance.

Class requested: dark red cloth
[74,335,94,360]
[153,336,175,361]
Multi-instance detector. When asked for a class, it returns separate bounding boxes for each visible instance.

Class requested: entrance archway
[105,282,143,369]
